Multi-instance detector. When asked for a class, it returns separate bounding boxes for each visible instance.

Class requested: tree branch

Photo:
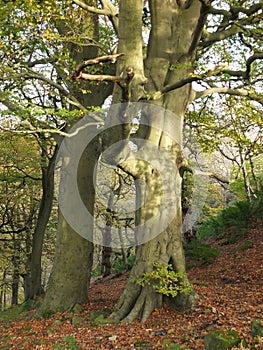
[0,122,103,138]
[26,57,58,68]
[12,68,87,111]
[245,52,263,79]
[0,93,20,112]
[72,0,112,15]
[201,3,263,48]
[150,76,200,100]
[195,87,263,105]
[148,49,263,101]
[72,53,124,79]
[99,0,119,34]
[207,172,229,184]
[72,0,119,34]
[188,1,210,55]
[74,72,123,82]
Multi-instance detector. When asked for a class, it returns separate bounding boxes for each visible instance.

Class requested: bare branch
[72,0,112,15]
[201,3,263,48]
[99,0,119,34]
[74,73,123,83]
[15,68,88,111]
[72,0,119,34]
[0,93,20,112]
[150,76,200,100]
[26,58,58,68]
[72,53,124,79]
[195,87,263,105]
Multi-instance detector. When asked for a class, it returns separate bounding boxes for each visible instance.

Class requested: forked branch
[72,53,124,80]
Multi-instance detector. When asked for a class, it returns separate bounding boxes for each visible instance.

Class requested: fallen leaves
[0,219,262,349]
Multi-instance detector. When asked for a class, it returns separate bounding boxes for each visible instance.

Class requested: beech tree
[1,0,262,322]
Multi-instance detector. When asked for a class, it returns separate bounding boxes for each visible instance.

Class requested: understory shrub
[112,253,136,273]
[197,199,252,240]
[184,239,219,265]
[135,263,192,297]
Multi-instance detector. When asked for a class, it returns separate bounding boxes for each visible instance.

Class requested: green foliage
[0,305,25,324]
[91,266,102,276]
[251,319,263,338]
[238,240,254,252]
[182,170,194,214]
[135,263,192,297]
[112,254,136,273]
[195,193,263,255]
[90,308,119,326]
[204,329,245,350]
[197,200,252,240]
[134,340,152,348]
[19,299,36,312]
[251,192,263,218]
[52,335,80,350]
[162,339,192,349]
[185,240,219,266]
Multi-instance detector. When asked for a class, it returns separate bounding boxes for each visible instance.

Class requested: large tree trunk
[110,0,206,322]
[39,2,112,314]
[39,129,99,314]
[39,215,93,314]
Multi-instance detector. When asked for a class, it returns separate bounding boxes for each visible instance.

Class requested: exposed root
[110,282,162,323]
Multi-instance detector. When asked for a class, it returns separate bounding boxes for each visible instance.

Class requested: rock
[90,310,119,325]
[204,329,241,350]
[109,335,117,341]
[251,319,263,338]
[154,329,167,336]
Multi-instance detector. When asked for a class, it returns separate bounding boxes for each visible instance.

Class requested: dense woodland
[0,0,263,348]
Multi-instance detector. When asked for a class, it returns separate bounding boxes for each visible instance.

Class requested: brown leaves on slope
[0,219,262,349]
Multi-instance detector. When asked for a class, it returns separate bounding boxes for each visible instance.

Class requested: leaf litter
[0,219,262,349]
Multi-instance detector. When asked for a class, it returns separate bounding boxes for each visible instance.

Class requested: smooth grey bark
[39,4,109,313]
[109,0,205,322]
[39,132,99,314]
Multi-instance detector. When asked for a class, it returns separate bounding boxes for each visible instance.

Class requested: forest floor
[0,218,263,349]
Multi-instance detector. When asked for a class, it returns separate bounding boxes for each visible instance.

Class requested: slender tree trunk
[102,187,115,276]
[22,228,33,300]
[0,270,7,310]
[11,252,19,305]
[249,154,260,193]
[26,146,57,300]
[239,150,253,200]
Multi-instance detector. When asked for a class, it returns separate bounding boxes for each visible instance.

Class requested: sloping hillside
[0,218,262,349]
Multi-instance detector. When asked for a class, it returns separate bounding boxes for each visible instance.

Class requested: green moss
[251,319,263,338]
[204,329,243,350]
